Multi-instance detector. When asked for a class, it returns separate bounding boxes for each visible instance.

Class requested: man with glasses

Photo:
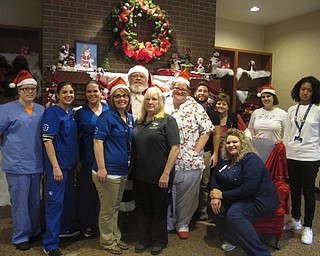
[127,65,149,120]
[0,70,44,251]
[165,68,214,239]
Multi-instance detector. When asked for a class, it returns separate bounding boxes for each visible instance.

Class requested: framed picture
[74,40,98,71]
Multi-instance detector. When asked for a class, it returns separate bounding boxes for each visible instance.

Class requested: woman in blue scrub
[92,77,134,255]
[42,81,78,256]
[0,70,44,251]
[209,128,278,256]
[74,80,109,237]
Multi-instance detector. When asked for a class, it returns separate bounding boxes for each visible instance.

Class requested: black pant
[287,159,319,227]
[133,179,170,247]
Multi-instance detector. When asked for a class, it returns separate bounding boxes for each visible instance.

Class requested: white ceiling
[216,0,320,25]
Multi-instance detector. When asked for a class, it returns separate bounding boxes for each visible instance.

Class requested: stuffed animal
[194,57,205,73]
[169,52,181,70]
[58,44,69,70]
[210,51,221,76]
[66,53,77,71]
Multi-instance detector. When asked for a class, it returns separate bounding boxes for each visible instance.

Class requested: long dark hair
[291,76,320,105]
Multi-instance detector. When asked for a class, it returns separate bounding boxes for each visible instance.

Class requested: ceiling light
[250,6,260,12]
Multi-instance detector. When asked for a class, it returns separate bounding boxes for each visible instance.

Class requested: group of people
[1,63,320,256]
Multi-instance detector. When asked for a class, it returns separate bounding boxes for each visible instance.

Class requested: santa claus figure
[127,65,149,120]
[80,46,93,68]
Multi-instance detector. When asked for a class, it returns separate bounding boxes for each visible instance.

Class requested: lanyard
[294,104,312,136]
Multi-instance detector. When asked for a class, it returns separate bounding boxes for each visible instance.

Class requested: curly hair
[214,92,230,108]
[291,76,320,105]
[221,128,257,163]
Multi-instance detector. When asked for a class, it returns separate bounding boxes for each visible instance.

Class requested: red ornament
[113,41,119,46]
[122,6,127,12]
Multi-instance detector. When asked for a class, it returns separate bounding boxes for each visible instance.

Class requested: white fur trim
[128,65,149,79]
[110,84,130,95]
[173,77,190,87]
[17,78,37,87]
[257,88,276,97]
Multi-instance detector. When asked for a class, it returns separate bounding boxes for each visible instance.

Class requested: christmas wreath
[109,0,174,63]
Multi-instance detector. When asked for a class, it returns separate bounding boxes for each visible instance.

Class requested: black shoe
[59,230,80,238]
[43,248,63,256]
[82,227,96,237]
[151,246,165,255]
[15,241,30,251]
[134,244,150,253]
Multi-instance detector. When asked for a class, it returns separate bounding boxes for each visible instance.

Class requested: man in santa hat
[127,65,149,120]
[165,68,214,239]
[0,70,44,251]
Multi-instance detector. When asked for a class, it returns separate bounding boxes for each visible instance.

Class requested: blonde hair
[221,128,257,163]
[137,87,166,123]
[109,88,131,111]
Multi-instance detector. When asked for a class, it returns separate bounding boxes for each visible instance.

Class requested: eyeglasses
[19,87,37,92]
[131,74,146,79]
[173,87,188,93]
[114,94,129,99]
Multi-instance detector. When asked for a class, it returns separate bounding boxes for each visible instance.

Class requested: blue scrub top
[74,103,109,165]
[0,100,44,174]
[42,105,78,170]
[92,108,134,176]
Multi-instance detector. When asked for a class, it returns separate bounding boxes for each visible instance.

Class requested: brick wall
[43,0,216,74]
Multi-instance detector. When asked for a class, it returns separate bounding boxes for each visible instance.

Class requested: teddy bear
[210,51,221,76]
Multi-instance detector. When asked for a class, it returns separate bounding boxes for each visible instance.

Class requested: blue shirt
[74,103,109,165]
[42,105,78,170]
[92,108,134,176]
[0,100,44,174]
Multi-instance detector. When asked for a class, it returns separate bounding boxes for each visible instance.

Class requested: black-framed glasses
[19,87,37,92]
[173,87,188,93]
[114,94,129,99]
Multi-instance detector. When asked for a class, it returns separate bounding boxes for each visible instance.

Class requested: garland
[109,0,173,63]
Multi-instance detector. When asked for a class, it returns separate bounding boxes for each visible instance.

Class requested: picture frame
[74,40,98,71]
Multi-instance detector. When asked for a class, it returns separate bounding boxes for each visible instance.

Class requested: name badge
[294,136,303,143]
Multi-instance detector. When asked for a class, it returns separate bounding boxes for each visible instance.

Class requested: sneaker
[177,225,189,239]
[43,248,63,256]
[105,244,122,254]
[59,230,80,238]
[301,227,313,245]
[117,241,129,250]
[221,241,237,252]
[82,227,96,237]
[283,218,302,231]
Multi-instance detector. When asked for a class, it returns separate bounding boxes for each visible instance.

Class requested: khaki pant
[197,151,211,214]
[92,172,127,248]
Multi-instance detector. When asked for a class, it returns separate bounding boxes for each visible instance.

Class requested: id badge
[294,136,303,143]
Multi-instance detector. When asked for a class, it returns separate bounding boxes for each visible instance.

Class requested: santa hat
[128,65,149,80]
[107,77,130,96]
[257,84,276,97]
[9,70,37,88]
[150,83,167,93]
[173,67,190,87]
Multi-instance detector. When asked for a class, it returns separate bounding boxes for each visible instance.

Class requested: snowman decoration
[210,51,221,76]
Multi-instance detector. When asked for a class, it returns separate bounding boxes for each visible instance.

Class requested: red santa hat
[150,83,167,93]
[107,77,130,96]
[173,67,190,87]
[128,65,149,80]
[257,84,276,97]
[9,70,37,88]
